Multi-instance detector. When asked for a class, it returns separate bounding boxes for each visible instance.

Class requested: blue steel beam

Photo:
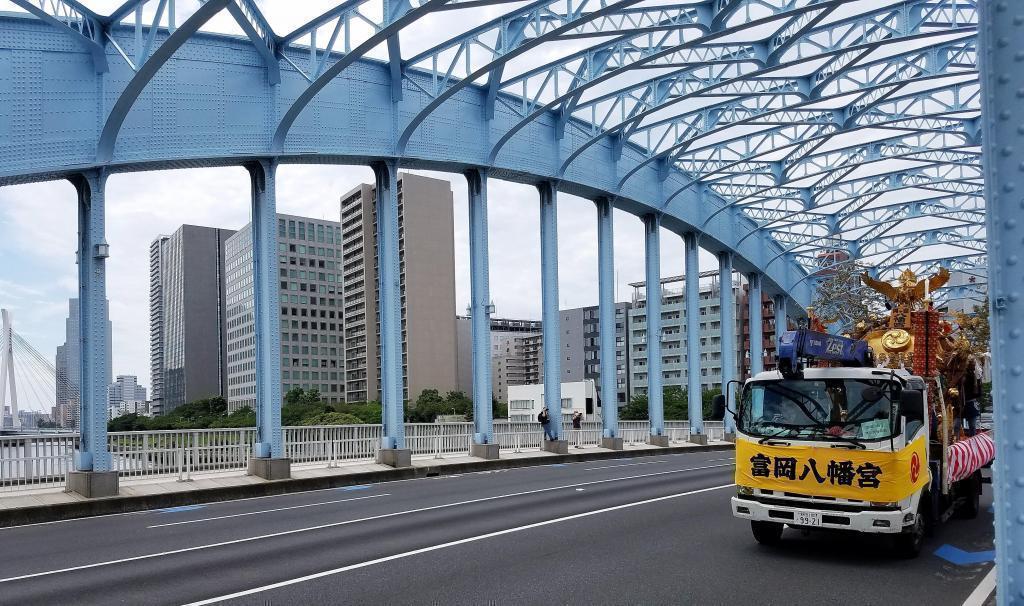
[70,170,111,472]
[684,231,703,436]
[976,5,1019,595]
[221,0,280,85]
[8,0,107,72]
[246,159,283,460]
[595,196,618,439]
[747,272,763,377]
[466,168,493,445]
[719,251,737,435]
[373,160,405,450]
[772,293,787,348]
[538,181,561,441]
[644,213,664,439]
[97,0,230,162]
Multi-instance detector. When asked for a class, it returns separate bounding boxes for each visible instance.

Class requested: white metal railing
[0,418,729,493]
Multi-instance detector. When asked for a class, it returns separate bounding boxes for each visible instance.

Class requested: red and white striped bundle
[947,431,995,485]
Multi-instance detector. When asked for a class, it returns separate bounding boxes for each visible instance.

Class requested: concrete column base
[470,442,500,460]
[689,433,709,446]
[648,435,670,447]
[601,437,624,450]
[377,448,412,468]
[541,439,568,455]
[67,470,119,498]
[724,433,737,443]
[248,457,291,480]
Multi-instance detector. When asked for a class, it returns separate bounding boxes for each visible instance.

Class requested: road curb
[0,444,733,527]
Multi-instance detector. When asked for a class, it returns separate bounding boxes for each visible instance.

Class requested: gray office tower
[55,298,111,429]
[224,215,346,412]
[149,226,235,415]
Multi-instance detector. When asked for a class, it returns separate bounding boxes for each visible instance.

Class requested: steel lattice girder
[0,0,986,302]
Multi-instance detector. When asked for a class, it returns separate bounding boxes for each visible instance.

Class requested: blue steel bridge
[0,0,1019,600]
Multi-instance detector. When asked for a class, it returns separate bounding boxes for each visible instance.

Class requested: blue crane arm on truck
[776,329,875,377]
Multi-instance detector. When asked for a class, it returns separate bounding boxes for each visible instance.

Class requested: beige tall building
[340,173,458,403]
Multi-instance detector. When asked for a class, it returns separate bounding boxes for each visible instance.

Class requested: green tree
[281,401,331,426]
[220,406,257,427]
[335,401,382,424]
[301,412,365,425]
[284,387,307,405]
[620,393,649,420]
[619,386,721,421]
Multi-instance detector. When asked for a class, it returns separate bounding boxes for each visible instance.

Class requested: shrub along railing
[0,420,725,492]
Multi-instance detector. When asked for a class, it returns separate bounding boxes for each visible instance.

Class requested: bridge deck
[0,449,994,605]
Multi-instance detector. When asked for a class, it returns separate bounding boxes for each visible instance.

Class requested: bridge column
[979,2,1024,597]
[719,252,737,440]
[538,181,566,453]
[67,170,117,498]
[773,294,788,347]
[644,214,666,446]
[596,197,621,449]
[246,160,289,480]
[373,160,410,467]
[747,273,764,377]
[466,169,497,460]
[684,232,705,445]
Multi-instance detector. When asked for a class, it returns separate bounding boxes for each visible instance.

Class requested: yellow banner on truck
[735,435,929,502]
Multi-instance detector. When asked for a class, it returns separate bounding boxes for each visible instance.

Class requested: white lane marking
[962,566,996,606]
[583,460,669,471]
[146,494,389,529]
[0,462,733,584]
[183,483,735,606]
[575,489,585,492]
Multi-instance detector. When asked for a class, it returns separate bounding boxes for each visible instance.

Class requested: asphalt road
[0,450,994,605]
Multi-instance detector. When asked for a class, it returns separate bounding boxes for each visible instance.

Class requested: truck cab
[725,326,991,558]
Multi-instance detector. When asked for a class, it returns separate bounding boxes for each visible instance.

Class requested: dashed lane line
[182,483,736,606]
[0,462,733,585]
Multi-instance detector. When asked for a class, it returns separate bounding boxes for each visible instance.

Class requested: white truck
[721,330,991,558]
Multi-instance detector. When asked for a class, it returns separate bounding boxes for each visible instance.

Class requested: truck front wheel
[894,505,926,559]
[751,521,784,545]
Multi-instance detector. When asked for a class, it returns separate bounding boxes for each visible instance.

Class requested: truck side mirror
[899,389,924,423]
[712,394,726,420]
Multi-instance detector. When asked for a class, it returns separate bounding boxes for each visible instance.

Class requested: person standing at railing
[571,411,583,448]
[539,408,555,441]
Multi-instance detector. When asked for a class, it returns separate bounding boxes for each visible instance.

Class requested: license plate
[794,511,822,527]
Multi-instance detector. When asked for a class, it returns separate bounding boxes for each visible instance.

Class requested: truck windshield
[738,378,898,443]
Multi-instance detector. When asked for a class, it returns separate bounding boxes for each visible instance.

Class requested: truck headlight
[737,485,754,496]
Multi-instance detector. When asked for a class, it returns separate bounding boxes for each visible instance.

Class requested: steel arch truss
[5,0,986,296]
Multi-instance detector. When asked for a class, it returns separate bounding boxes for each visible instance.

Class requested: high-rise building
[55,298,111,429]
[149,225,235,415]
[108,375,147,410]
[627,272,741,397]
[339,173,458,404]
[224,214,346,412]
[558,303,632,406]
[456,316,543,404]
[738,285,782,379]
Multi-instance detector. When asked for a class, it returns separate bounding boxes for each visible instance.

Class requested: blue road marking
[934,544,995,566]
[156,505,205,513]
[339,485,371,491]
